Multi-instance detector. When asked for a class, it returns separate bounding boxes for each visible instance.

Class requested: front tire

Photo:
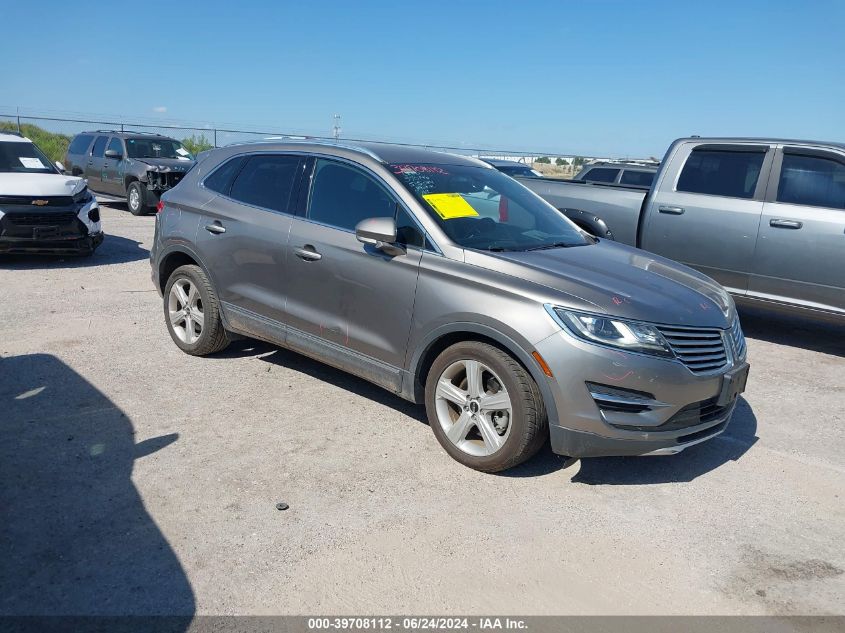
[163,264,229,356]
[127,181,147,216]
[425,341,548,473]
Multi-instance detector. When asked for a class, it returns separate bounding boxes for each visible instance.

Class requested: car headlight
[73,186,93,204]
[551,307,673,357]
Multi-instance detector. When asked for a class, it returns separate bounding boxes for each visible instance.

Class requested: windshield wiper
[522,242,575,251]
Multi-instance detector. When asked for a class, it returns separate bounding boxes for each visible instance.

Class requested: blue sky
[1,0,843,157]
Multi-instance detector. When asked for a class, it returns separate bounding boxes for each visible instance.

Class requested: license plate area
[717,363,750,406]
[33,226,60,239]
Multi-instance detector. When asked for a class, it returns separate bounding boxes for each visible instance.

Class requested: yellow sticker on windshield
[423,193,479,220]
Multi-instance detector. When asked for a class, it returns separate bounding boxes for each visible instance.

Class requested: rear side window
[677,149,765,199]
[582,168,619,183]
[308,159,396,231]
[204,156,245,195]
[91,136,108,158]
[777,153,845,209]
[68,134,94,155]
[229,154,301,213]
[620,170,655,187]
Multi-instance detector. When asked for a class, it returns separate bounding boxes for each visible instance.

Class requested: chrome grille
[656,324,727,374]
[729,318,746,359]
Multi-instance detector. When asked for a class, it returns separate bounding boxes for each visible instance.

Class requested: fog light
[88,208,100,222]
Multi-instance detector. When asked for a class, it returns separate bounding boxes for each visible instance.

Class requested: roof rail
[223,138,386,163]
[91,129,166,136]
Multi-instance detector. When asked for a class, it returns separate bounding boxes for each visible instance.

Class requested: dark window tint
[106,138,123,155]
[68,134,94,155]
[91,136,108,158]
[677,149,765,199]
[498,165,539,178]
[620,170,655,187]
[229,155,300,212]
[777,153,845,209]
[204,156,245,195]
[582,168,619,183]
[395,206,426,248]
[308,160,395,231]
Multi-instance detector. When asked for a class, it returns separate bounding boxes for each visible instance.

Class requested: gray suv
[65,131,195,215]
[151,141,749,472]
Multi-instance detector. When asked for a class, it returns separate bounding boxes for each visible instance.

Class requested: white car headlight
[551,307,673,357]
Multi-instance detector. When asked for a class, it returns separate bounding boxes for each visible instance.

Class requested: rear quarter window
[582,167,620,183]
[620,170,655,187]
[68,134,94,155]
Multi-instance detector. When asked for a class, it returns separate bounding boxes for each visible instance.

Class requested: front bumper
[0,231,104,254]
[535,327,746,458]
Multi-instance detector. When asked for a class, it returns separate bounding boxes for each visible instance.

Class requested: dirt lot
[1,203,843,616]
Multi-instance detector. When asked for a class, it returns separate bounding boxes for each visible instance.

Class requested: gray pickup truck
[519,137,845,323]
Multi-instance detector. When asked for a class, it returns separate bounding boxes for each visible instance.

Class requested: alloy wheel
[434,359,513,457]
[167,278,204,344]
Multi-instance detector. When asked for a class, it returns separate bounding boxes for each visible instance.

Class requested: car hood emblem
[31,199,49,206]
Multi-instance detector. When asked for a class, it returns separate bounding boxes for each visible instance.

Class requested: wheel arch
[157,244,215,296]
[406,323,559,424]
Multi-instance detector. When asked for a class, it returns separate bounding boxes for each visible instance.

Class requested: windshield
[0,140,58,174]
[390,163,589,252]
[125,138,194,160]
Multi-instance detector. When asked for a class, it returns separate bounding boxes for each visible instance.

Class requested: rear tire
[163,264,229,356]
[425,341,548,473]
[127,181,147,216]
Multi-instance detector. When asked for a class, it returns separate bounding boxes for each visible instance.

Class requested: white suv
[0,132,102,255]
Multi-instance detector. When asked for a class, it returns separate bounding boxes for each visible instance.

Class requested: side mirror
[104,149,122,159]
[55,161,65,173]
[355,217,405,256]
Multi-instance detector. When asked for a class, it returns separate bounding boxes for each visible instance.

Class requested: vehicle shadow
[0,234,149,269]
[0,353,194,620]
[250,343,428,425]
[738,307,844,358]
[500,396,758,483]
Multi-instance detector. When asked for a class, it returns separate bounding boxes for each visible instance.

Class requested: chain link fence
[0,110,613,177]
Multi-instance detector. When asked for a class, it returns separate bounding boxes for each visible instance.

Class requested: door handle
[658,205,685,215]
[294,245,322,261]
[769,219,803,230]
[204,223,226,234]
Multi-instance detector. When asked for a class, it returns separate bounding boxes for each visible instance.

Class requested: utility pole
[332,114,341,140]
[16,106,21,133]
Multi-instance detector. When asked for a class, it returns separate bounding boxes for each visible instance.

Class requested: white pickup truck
[518,137,845,323]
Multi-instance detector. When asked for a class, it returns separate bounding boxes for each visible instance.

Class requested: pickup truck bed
[520,178,647,246]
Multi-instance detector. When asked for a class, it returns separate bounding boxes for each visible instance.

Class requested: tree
[535,156,551,164]
[181,133,214,155]
[572,156,586,167]
[555,157,569,166]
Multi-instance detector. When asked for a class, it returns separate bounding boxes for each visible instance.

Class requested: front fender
[406,321,560,426]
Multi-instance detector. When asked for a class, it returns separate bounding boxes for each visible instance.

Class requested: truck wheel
[127,182,146,216]
[425,341,548,473]
[163,264,230,356]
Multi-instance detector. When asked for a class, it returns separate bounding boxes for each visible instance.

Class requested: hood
[0,173,85,197]
[134,157,195,172]
[466,240,734,328]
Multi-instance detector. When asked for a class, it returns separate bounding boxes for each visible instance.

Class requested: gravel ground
[1,203,843,616]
